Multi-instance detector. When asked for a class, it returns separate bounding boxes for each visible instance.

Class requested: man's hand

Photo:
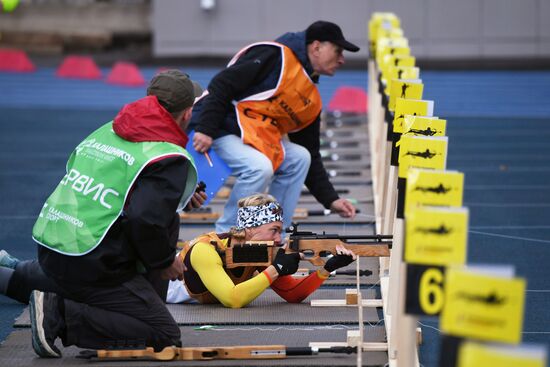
[330,198,356,218]
[160,257,185,281]
[193,132,213,153]
[184,191,207,211]
[323,244,357,273]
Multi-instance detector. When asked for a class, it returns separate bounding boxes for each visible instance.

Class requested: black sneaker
[29,290,62,358]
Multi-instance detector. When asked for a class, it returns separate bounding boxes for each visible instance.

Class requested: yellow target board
[402,115,446,137]
[393,98,434,132]
[441,268,526,344]
[368,12,401,54]
[376,38,409,67]
[397,135,447,178]
[389,80,424,111]
[405,168,463,214]
[383,54,416,70]
[381,54,416,85]
[458,342,547,367]
[385,67,419,94]
[405,206,468,266]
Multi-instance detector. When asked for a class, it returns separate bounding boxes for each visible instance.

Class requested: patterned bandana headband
[236,202,283,230]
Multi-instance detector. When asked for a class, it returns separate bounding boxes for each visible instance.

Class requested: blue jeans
[212,135,311,232]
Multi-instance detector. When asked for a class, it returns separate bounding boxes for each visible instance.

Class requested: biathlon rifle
[78,345,357,361]
[286,223,392,266]
[292,208,361,219]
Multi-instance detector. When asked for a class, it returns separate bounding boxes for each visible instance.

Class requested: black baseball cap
[147,70,203,113]
[306,20,360,52]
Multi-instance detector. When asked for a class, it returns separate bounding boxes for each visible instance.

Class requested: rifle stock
[286,223,392,266]
[224,241,275,268]
[91,345,286,360]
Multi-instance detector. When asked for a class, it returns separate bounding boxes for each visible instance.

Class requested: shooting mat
[14,289,380,327]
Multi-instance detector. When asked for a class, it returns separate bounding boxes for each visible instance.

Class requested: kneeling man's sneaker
[29,290,62,358]
[0,250,19,269]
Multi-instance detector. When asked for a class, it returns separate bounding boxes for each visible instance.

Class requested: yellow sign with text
[393,98,434,131]
[405,206,468,266]
[398,136,447,178]
[441,268,526,344]
[458,342,546,367]
[405,168,464,214]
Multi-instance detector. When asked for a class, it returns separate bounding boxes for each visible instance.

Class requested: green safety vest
[32,122,197,256]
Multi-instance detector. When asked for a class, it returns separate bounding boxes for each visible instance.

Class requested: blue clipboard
[187,131,231,205]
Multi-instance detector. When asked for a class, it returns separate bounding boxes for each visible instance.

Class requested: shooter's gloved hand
[323,244,357,273]
[272,248,300,276]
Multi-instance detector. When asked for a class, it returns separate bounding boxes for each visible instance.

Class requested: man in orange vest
[191,20,360,232]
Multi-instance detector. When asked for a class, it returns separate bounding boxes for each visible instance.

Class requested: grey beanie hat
[147,69,203,113]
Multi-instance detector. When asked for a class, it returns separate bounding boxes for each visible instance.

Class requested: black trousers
[58,275,181,350]
[7,260,61,303]
[9,260,179,350]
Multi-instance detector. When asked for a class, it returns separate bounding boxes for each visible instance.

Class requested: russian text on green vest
[32,122,197,255]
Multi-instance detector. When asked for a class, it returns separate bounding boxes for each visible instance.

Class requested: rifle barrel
[334,269,373,277]
[285,346,357,356]
[290,234,392,241]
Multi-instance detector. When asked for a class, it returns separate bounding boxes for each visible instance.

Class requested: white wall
[153,0,550,60]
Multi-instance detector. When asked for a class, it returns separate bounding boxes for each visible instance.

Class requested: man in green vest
[25,70,205,358]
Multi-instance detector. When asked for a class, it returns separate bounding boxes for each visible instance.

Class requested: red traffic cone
[56,55,102,79]
[327,86,368,114]
[106,61,145,87]
[0,48,35,72]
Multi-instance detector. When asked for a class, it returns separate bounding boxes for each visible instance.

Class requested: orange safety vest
[230,42,322,171]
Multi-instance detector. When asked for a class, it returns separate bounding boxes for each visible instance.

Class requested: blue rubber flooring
[1,67,550,367]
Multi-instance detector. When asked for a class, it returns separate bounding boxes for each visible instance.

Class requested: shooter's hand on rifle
[272,247,301,276]
[322,244,357,274]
